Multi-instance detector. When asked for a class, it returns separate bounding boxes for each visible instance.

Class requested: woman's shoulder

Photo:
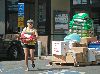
[23,27,27,30]
[22,27,27,32]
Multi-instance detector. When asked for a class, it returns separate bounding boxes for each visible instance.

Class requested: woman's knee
[24,48,29,55]
[30,49,34,56]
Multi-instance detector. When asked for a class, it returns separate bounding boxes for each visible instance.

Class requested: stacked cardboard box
[53,47,88,64]
[66,52,85,63]
[52,43,88,64]
[76,53,84,62]
[66,52,75,63]
[65,47,88,64]
[52,37,98,65]
[71,47,88,63]
[80,37,97,45]
[72,42,87,47]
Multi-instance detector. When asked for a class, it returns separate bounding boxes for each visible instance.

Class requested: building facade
[0,0,5,34]
[0,0,100,54]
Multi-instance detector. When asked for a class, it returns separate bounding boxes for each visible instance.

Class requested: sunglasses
[27,22,33,25]
[29,22,33,24]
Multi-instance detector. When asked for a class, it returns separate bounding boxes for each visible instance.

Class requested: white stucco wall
[0,0,5,34]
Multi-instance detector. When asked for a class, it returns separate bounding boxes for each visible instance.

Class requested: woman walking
[21,19,38,71]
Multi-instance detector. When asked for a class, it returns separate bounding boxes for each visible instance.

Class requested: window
[38,2,46,22]
[7,0,18,11]
[6,0,18,34]
[37,0,47,35]
[53,11,69,30]
[6,0,35,34]
[73,0,87,5]
[90,0,100,4]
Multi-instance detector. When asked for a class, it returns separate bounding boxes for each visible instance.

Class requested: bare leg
[30,49,35,63]
[24,48,29,71]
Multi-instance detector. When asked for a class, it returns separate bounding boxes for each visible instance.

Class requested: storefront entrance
[5,0,51,55]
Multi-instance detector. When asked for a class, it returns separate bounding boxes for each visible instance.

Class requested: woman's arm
[22,27,27,33]
[34,29,38,38]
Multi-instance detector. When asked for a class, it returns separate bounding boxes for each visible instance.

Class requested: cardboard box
[71,47,88,62]
[72,43,87,47]
[66,52,87,63]
[76,53,83,62]
[80,37,97,44]
[96,55,100,61]
[71,47,88,55]
[52,51,88,64]
[66,52,75,63]
[72,42,80,47]
[82,54,88,62]
[80,43,87,47]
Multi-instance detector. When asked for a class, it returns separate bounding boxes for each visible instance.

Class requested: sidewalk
[38,55,53,60]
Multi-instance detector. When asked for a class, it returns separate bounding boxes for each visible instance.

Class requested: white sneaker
[25,67,29,71]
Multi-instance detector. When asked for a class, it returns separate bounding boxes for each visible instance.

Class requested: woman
[21,19,38,71]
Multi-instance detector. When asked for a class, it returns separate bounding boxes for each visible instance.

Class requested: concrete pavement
[0,57,100,74]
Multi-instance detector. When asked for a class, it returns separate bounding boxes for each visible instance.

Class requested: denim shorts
[22,44,35,49]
